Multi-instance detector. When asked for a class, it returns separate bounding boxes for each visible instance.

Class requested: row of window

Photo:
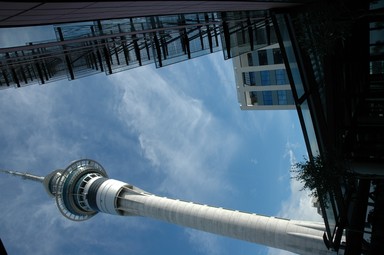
[243,69,289,86]
[247,48,283,66]
[249,90,293,106]
[262,90,291,105]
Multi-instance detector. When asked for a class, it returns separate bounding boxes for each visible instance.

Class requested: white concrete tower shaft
[94,182,332,255]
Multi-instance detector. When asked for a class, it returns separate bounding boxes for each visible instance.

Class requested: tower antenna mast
[0,169,44,182]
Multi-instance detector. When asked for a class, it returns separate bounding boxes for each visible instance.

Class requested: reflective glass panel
[274,14,305,98]
[262,91,273,105]
[301,100,319,156]
[260,70,270,85]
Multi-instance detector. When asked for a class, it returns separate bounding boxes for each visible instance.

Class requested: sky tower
[0,159,334,255]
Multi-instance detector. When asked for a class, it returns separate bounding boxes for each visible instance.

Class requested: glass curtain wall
[219,10,276,59]
[0,12,222,89]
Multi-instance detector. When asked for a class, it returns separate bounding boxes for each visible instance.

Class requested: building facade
[272,0,384,253]
[233,43,295,110]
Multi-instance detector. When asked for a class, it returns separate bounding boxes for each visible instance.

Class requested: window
[275,69,288,85]
[236,29,248,45]
[269,26,278,44]
[249,91,258,105]
[370,60,384,75]
[255,26,267,45]
[260,70,270,86]
[273,48,283,64]
[249,72,256,85]
[242,72,256,86]
[247,53,254,66]
[262,91,273,105]
[258,50,268,65]
[277,90,287,105]
[242,73,248,85]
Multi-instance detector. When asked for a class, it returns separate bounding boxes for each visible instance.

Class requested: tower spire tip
[0,169,44,182]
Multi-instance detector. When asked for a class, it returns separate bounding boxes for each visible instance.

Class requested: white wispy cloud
[185,229,224,255]
[108,63,243,254]
[207,53,237,101]
[0,86,83,169]
[111,66,239,202]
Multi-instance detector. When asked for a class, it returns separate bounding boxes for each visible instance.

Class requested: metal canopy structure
[0,1,304,28]
[0,10,277,89]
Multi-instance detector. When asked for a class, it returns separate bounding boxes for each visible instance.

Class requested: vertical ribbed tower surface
[1,159,335,255]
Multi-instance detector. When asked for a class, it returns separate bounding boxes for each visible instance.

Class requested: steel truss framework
[0,10,274,89]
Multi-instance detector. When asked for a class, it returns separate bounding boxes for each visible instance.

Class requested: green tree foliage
[291,154,347,207]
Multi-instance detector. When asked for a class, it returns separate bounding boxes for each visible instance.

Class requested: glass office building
[272,0,384,253]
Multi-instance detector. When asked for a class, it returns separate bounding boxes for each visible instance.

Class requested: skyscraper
[233,43,295,110]
[0,159,334,255]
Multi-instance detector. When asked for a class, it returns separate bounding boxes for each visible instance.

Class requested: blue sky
[0,26,322,255]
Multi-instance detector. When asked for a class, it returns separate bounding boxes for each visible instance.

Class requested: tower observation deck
[1,159,334,255]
